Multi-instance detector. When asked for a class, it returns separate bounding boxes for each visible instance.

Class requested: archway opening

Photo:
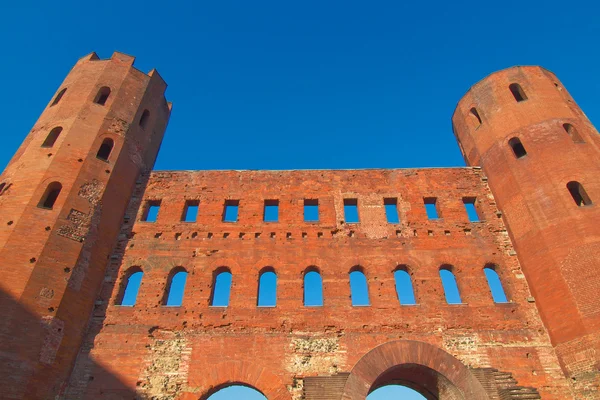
[368,384,426,400]
[205,384,267,400]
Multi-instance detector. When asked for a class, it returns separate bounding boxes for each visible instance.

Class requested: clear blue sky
[208,384,426,399]
[1,1,599,172]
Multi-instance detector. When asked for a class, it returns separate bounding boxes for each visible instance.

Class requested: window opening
[257,269,277,307]
[440,266,462,304]
[120,268,143,306]
[142,200,161,222]
[424,197,439,219]
[139,109,150,129]
[484,265,508,303]
[51,88,66,106]
[206,385,267,400]
[563,123,584,143]
[38,182,62,209]
[567,181,592,206]
[94,86,111,105]
[223,200,239,222]
[182,200,199,222]
[349,268,370,306]
[344,198,359,223]
[384,198,400,223]
[42,127,62,148]
[508,137,527,158]
[264,199,279,222]
[164,268,188,306]
[509,83,528,102]
[304,268,323,307]
[463,197,480,222]
[304,199,319,222]
[96,138,114,161]
[367,385,427,400]
[394,266,416,305]
[211,269,232,307]
[469,107,482,128]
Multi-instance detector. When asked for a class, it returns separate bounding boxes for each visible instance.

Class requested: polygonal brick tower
[452,66,600,397]
[0,52,170,399]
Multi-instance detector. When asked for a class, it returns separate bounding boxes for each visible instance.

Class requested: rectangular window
[264,199,279,222]
[424,197,439,220]
[142,200,161,222]
[463,197,480,222]
[182,200,199,222]
[304,199,319,222]
[223,200,239,222]
[344,199,359,223]
[384,198,400,224]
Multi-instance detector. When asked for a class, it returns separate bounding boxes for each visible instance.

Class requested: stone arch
[341,340,490,400]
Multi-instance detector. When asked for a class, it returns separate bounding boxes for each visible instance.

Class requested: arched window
[439,266,462,304]
[508,137,527,159]
[210,268,232,307]
[257,268,277,307]
[304,267,323,307]
[483,264,508,303]
[163,267,188,306]
[394,266,416,305]
[38,182,62,209]
[94,86,111,106]
[41,127,62,148]
[50,88,67,106]
[567,181,592,206]
[139,109,150,129]
[509,83,527,102]
[96,138,114,161]
[563,123,584,143]
[118,267,143,306]
[469,107,482,128]
[206,385,267,400]
[349,267,369,306]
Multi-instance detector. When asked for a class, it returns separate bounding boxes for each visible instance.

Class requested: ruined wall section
[68,168,572,399]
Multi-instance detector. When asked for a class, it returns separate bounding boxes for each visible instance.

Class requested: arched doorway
[341,340,490,400]
[205,384,267,400]
[368,384,426,399]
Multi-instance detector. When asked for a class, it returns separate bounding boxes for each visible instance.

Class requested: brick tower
[0,52,170,398]
[452,66,600,396]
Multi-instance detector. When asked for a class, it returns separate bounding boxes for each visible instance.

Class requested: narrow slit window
[424,197,439,219]
[139,109,150,129]
[508,137,527,159]
[384,198,400,224]
[304,268,323,307]
[264,200,279,222]
[567,181,592,206]
[394,266,416,305]
[41,127,62,148]
[484,265,508,303]
[563,123,584,143]
[94,86,111,106]
[182,200,199,222]
[304,199,319,222]
[257,269,277,307]
[119,268,143,306]
[38,182,62,209]
[210,268,232,307]
[223,200,239,222]
[50,88,67,106]
[469,107,482,128]
[463,197,480,222]
[440,266,462,304]
[164,268,188,306]
[509,83,528,102]
[96,138,114,161]
[349,268,370,306]
[344,199,359,223]
[142,200,161,222]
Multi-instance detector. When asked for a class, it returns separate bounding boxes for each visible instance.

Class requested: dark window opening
[484,264,508,303]
[96,138,114,161]
[223,200,239,222]
[463,197,480,222]
[508,137,527,159]
[182,200,199,222]
[51,88,67,106]
[38,182,62,209]
[509,83,528,102]
[344,198,359,223]
[139,109,150,129]
[384,198,400,223]
[42,127,63,148]
[469,107,482,128]
[567,181,592,206]
[142,200,161,222]
[424,197,439,219]
[264,199,279,222]
[94,86,111,106]
[563,123,584,143]
[304,199,319,222]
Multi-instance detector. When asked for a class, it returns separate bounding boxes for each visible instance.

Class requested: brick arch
[341,340,490,400]
[178,360,291,400]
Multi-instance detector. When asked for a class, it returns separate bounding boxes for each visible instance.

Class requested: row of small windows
[117,264,508,307]
[49,87,151,129]
[40,126,115,160]
[142,197,482,224]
